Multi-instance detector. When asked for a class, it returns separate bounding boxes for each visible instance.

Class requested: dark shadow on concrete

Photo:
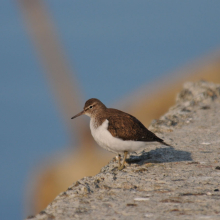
[126,147,192,165]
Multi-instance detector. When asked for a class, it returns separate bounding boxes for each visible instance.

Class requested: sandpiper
[71,98,169,170]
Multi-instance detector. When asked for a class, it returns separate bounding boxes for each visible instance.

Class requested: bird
[71,98,170,170]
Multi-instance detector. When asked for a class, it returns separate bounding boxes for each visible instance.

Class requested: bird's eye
[89,105,93,109]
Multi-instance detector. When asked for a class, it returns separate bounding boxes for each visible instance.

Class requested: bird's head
[71,98,106,119]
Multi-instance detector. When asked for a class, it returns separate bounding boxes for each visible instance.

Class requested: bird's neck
[90,109,107,129]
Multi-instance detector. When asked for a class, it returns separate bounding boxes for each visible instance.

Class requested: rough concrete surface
[26,81,220,220]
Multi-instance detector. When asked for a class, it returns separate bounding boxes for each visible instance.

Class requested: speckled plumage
[71,98,169,169]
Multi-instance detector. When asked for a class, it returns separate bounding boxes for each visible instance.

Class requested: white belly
[90,119,153,154]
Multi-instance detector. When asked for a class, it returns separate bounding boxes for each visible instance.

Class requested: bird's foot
[118,165,125,170]
[117,154,121,167]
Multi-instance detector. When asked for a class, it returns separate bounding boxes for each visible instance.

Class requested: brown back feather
[101,108,163,142]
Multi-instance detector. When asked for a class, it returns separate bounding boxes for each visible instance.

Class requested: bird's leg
[118,151,128,170]
[117,154,121,167]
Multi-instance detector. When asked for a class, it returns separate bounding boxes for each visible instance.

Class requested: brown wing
[106,109,163,142]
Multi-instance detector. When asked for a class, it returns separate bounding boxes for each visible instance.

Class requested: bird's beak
[71,110,85,119]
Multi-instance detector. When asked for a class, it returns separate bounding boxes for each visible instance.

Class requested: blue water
[1,1,220,219]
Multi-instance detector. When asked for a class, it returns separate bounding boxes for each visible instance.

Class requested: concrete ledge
[26,81,220,220]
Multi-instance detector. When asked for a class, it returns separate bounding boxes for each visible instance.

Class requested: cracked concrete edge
[149,80,220,133]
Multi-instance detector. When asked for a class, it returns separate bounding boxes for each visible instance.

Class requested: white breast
[90,119,152,154]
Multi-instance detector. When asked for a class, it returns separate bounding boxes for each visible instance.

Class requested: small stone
[102,185,111,190]
[39,211,46,215]
[134,197,149,201]
[200,105,210,110]
[214,189,219,192]
[61,192,67,196]
[145,213,153,217]
[126,203,137,206]
[201,142,211,145]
